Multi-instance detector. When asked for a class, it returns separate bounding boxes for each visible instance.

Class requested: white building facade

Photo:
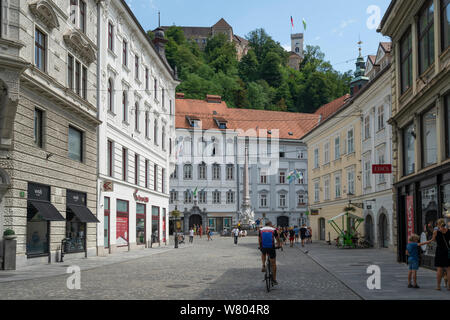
[96,0,178,254]
[360,43,394,248]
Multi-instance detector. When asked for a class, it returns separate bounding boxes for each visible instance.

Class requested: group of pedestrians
[406,218,450,290]
[276,225,311,248]
[188,224,213,243]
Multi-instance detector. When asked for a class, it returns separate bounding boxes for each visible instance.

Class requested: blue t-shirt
[406,242,419,261]
[294,227,299,235]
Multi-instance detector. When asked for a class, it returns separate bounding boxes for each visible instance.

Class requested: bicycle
[261,246,281,292]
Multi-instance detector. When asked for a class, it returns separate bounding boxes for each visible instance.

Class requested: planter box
[3,239,16,270]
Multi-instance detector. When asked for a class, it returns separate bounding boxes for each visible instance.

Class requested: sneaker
[272,280,278,285]
[408,284,413,288]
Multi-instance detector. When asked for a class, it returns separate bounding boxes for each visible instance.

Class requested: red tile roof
[175,98,320,140]
[314,94,351,123]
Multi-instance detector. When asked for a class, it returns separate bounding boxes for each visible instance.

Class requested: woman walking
[431,219,450,290]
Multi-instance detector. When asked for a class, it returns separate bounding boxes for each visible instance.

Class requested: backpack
[260,228,275,248]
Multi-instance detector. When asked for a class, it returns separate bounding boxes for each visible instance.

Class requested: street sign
[352,202,364,209]
[310,209,319,216]
[372,164,392,174]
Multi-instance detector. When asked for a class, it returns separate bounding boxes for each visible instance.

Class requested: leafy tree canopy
[157,26,352,113]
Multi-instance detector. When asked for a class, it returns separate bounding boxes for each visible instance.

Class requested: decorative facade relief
[29,0,60,29]
[63,30,96,65]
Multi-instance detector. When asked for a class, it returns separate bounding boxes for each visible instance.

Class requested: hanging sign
[406,195,414,241]
[372,164,392,174]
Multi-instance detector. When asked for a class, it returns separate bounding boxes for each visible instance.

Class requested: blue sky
[126,0,392,73]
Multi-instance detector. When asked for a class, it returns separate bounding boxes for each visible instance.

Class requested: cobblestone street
[0,236,360,300]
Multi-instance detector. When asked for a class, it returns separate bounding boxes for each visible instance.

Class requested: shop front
[207,216,233,233]
[116,199,129,247]
[396,164,450,268]
[136,203,146,246]
[152,206,160,245]
[26,183,65,261]
[65,190,99,256]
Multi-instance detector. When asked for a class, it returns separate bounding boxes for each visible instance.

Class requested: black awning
[29,201,65,221]
[67,205,99,223]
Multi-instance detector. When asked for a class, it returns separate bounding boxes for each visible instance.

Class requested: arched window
[154,118,158,146]
[107,79,113,112]
[122,91,127,122]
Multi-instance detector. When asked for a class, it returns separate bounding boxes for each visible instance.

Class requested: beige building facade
[379,0,450,267]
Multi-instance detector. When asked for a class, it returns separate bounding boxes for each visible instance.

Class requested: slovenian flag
[302,18,307,31]
[291,16,294,28]
[193,187,198,197]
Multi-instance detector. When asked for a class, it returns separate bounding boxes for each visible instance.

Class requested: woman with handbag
[430,219,450,290]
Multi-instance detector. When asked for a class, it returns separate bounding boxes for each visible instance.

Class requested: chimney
[176,92,185,99]
[206,94,222,103]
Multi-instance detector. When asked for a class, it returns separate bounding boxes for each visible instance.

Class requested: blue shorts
[408,258,419,270]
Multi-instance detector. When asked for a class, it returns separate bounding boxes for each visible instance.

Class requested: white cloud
[282,44,291,52]
[340,19,356,29]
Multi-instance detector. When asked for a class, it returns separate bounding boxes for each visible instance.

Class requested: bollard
[174,232,178,249]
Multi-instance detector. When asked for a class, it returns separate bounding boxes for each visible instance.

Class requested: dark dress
[434,230,450,268]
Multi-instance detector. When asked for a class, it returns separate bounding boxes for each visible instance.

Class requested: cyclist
[259,221,281,285]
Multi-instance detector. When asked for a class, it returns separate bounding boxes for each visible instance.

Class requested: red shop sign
[406,195,414,241]
[133,190,149,203]
[372,164,392,174]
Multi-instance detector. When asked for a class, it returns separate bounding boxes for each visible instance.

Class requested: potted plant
[3,229,17,240]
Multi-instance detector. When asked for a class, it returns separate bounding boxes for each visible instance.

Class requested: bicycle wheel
[265,259,271,292]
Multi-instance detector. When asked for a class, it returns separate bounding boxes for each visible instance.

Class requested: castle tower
[291,33,304,58]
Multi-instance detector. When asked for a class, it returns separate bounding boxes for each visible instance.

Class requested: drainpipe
[235,136,239,224]
[96,0,102,256]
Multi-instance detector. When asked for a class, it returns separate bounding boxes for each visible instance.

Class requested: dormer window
[214,117,227,129]
[186,116,200,128]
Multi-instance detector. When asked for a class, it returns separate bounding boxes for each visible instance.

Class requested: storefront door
[421,187,438,266]
[136,203,146,246]
[104,197,110,249]
[319,218,326,241]
[116,200,129,247]
[152,206,160,244]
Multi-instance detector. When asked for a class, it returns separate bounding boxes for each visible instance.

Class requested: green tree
[238,49,259,82]
[259,51,283,87]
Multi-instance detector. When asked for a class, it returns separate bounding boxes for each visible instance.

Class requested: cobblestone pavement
[0,236,360,300]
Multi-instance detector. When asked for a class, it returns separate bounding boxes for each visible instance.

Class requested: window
[400,29,412,94]
[162,126,166,151]
[226,165,234,180]
[70,0,77,24]
[335,174,341,198]
[79,0,86,33]
[135,103,139,132]
[154,78,158,100]
[198,163,207,180]
[334,136,340,159]
[122,40,128,66]
[184,164,192,180]
[314,181,320,202]
[134,153,139,185]
[145,111,149,138]
[377,151,386,184]
[170,165,177,179]
[364,116,370,139]
[107,140,113,177]
[297,194,306,206]
[35,28,46,71]
[170,191,178,204]
[279,171,286,184]
[145,159,149,188]
[324,176,330,200]
[82,66,87,99]
[213,191,221,204]
[184,190,192,204]
[347,169,355,194]
[34,108,44,148]
[154,164,158,191]
[260,171,267,184]
[378,106,385,131]
[442,0,450,51]
[108,22,114,51]
[68,55,74,90]
[364,159,371,188]
[347,129,354,153]
[324,142,330,164]
[213,164,221,180]
[136,203,146,246]
[75,61,81,95]
[297,170,304,184]
[314,148,319,168]
[446,94,450,158]
[422,106,437,167]
[161,168,165,193]
[154,119,158,145]
[135,54,139,80]
[162,88,165,108]
[403,123,416,176]
[418,1,435,74]
[145,68,149,90]
[279,194,286,208]
[122,91,127,122]
[226,191,235,204]
[198,190,207,204]
[122,147,128,181]
[68,126,83,162]
[260,194,268,208]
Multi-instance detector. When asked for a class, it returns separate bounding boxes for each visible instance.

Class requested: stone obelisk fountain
[238,145,254,229]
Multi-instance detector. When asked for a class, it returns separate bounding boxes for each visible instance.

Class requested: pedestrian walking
[209,228,213,240]
[232,227,240,245]
[406,234,432,288]
[289,227,295,247]
[207,227,211,241]
[307,226,313,243]
[294,225,299,243]
[189,227,194,243]
[199,225,203,239]
[280,227,286,245]
[300,224,307,247]
[430,219,450,290]
[193,224,197,237]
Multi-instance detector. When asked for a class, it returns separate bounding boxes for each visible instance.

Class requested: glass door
[104,197,110,249]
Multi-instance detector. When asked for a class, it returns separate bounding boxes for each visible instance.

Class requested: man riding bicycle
[259,221,281,285]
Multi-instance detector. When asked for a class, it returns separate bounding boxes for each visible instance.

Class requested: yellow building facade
[303,97,364,242]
